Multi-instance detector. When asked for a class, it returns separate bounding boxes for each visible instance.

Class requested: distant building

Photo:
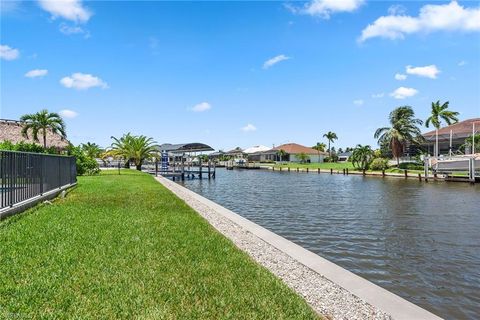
[261,143,328,163]
[338,151,352,162]
[244,145,270,161]
[225,147,245,158]
[0,119,69,149]
[421,118,480,155]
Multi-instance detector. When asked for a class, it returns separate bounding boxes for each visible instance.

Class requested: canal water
[178,168,479,319]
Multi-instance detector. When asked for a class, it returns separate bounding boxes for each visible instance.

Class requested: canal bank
[155,175,442,320]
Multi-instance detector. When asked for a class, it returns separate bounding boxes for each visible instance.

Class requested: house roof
[0,118,69,149]
[271,143,327,155]
[423,118,480,142]
[158,143,214,153]
[243,145,270,154]
[225,147,244,154]
[338,151,352,157]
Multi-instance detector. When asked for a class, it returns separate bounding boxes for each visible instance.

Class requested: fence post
[330,168,333,174]
[404,169,408,179]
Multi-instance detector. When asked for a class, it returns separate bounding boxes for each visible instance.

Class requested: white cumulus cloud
[59,109,78,119]
[458,60,467,66]
[241,124,257,132]
[263,54,290,69]
[60,73,108,90]
[390,87,418,99]
[395,73,407,80]
[359,1,480,42]
[353,99,364,106]
[191,102,211,112]
[406,65,440,79]
[38,0,92,22]
[0,44,19,60]
[25,69,48,78]
[288,0,364,19]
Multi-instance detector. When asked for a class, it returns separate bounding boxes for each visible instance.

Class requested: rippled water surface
[178,169,480,319]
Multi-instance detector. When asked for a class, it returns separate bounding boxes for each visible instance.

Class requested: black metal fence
[0,150,77,210]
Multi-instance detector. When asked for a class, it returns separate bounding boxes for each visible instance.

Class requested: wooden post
[199,156,202,179]
[363,169,366,176]
[330,168,333,174]
[382,169,385,177]
[288,167,290,172]
[343,168,345,175]
[273,167,275,171]
[208,161,211,179]
[181,154,185,181]
[155,160,158,177]
[280,167,282,171]
[404,170,408,179]
[297,167,299,172]
[418,173,422,181]
[346,168,349,175]
[306,168,309,173]
[318,168,320,174]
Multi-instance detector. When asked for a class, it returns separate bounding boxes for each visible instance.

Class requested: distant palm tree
[20,109,66,148]
[297,152,310,164]
[276,149,288,162]
[425,100,459,156]
[374,106,423,166]
[312,142,326,163]
[323,131,338,160]
[351,144,374,170]
[108,133,158,170]
[81,142,103,158]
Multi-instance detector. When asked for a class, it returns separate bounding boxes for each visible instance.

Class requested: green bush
[398,162,424,170]
[370,158,389,170]
[0,140,57,154]
[324,155,338,163]
[67,145,100,176]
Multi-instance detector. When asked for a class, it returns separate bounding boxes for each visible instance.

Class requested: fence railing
[0,150,77,210]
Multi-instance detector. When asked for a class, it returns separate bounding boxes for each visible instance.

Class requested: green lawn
[0,170,318,319]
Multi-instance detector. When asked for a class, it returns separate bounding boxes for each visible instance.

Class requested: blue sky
[1,0,479,151]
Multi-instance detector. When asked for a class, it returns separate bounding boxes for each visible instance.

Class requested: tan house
[261,143,328,163]
[0,119,69,149]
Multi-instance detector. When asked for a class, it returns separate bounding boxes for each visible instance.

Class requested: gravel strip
[156,177,392,320]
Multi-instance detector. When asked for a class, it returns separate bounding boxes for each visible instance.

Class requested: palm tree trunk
[328,141,331,159]
[43,129,47,149]
[435,128,439,157]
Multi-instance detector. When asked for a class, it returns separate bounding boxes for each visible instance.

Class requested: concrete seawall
[155,176,443,320]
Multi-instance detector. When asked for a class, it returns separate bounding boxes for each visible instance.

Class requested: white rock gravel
[156,176,392,320]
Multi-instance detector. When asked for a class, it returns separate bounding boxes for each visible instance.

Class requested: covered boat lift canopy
[158,143,214,154]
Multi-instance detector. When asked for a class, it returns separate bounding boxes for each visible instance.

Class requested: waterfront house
[261,143,328,163]
[0,118,69,150]
[243,145,270,161]
[421,118,480,155]
[225,147,245,159]
[338,151,352,162]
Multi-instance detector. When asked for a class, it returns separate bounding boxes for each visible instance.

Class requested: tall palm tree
[351,144,374,170]
[323,131,338,160]
[374,106,423,166]
[20,109,66,148]
[312,142,327,163]
[108,133,158,170]
[425,100,459,156]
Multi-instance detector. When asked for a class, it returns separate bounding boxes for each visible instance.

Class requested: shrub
[370,158,389,170]
[0,140,56,153]
[324,155,338,163]
[67,145,100,176]
[398,162,424,170]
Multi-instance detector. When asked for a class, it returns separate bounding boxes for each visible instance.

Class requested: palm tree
[276,149,288,162]
[425,100,459,156]
[20,109,66,148]
[108,133,158,170]
[374,106,423,166]
[351,145,374,170]
[323,131,338,160]
[297,152,310,164]
[312,142,326,163]
[81,142,103,159]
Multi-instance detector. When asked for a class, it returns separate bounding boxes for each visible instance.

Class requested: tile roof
[0,119,69,149]
[423,118,480,141]
[272,143,328,155]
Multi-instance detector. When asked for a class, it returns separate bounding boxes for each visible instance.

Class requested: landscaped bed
[0,170,318,319]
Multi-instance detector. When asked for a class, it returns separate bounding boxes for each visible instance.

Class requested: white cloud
[191,102,211,112]
[458,60,467,66]
[60,73,108,90]
[390,87,418,99]
[353,99,364,106]
[394,73,407,81]
[371,93,384,98]
[59,109,78,119]
[0,44,19,60]
[241,124,257,132]
[288,0,364,19]
[263,54,290,69]
[359,1,480,42]
[25,69,48,78]
[406,65,440,79]
[59,23,89,37]
[38,0,92,22]
[388,4,406,16]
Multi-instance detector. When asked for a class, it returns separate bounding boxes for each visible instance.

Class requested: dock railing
[0,150,77,210]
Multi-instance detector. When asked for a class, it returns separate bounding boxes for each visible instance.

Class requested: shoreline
[155,175,443,320]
